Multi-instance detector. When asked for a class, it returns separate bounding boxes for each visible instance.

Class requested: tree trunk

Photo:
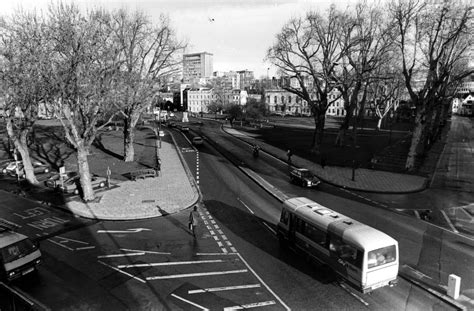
[311,111,326,154]
[77,147,95,201]
[376,118,382,130]
[123,113,140,162]
[405,106,426,170]
[335,106,353,146]
[6,119,38,184]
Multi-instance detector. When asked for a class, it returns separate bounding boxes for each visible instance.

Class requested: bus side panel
[293,233,330,263]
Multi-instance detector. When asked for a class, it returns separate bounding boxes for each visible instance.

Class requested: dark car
[289,168,321,188]
[45,171,79,189]
[57,174,107,194]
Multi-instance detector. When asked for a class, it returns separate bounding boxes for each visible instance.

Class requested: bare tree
[47,4,121,201]
[334,2,395,146]
[267,5,346,153]
[111,10,185,162]
[0,9,51,184]
[390,0,473,170]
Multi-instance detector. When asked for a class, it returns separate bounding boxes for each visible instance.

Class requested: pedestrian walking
[287,149,293,164]
[188,206,199,237]
[321,154,327,169]
[156,157,161,176]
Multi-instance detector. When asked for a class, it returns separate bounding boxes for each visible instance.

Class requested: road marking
[235,253,290,311]
[97,260,145,283]
[117,259,223,268]
[237,198,254,214]
[147,269,248,280]
[97,252,144,258]
[171,294,209,311]
[196,252,237,256]
[76,246,95,250]
[213,235,220,241]
[440,210,459,233]
[230,247,237,253]
[224,300,276,310]
[48,239,74,251]
[97,228,151,234]
[209,230,215,235]
[263,222,277,235]
[188,284,261,294]
[120,248,171,255]
[221,235,228,240]
[339,282,369,306]
[222,247,228,253]
[217,241,223,247]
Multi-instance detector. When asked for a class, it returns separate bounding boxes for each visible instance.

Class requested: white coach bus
[277,197,398,293]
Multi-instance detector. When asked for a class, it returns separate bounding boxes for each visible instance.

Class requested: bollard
[447,274,461,299]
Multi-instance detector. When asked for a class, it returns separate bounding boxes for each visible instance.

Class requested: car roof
[0,231,27,247]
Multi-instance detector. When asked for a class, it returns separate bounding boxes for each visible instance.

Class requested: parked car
[14,161,50,178]
[192,136,204,146]
[45,171,79,189]
[289,168,321,188]
[1,161,17,175]
[57,174,107,195]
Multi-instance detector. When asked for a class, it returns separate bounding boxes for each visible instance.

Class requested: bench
[130,169,157,181]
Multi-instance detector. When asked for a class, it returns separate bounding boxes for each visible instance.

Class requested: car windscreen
[1,239,37,264]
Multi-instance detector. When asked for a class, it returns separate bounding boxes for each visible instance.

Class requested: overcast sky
[1,0,354,77]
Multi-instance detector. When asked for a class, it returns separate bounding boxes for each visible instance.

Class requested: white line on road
[440,210,459,233]
[196,252,238,256]
[120,248,171,255]
[188,284,261,294]
[230,247,237,253]
[339,282,369,306]
[235,253,290,310]
[97,260,145,283]
[263,222,277,235]
[221,247,228,253]
[213,235,220,241]
[97,252,144,258]
[171,294,209,311]
[76,246,95,250]
[146,269,248,280]
[223,300,276,310]
[237,198,254,214]
[97,228,151,234]
[117,259,223,268]
[48,239,74,251]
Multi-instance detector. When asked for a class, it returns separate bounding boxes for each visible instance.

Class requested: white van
[0,220,42,281]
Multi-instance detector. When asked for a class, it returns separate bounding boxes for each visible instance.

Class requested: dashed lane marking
[120,248,171,255]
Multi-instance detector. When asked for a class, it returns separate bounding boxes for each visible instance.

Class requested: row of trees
[0,3,185,201]
[267,0,473,170]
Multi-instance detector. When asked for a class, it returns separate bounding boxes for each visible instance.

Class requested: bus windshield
[367,245,396,269]
[1,239,37,264]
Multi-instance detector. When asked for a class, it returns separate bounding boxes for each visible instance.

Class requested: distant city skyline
[0,0,356,78]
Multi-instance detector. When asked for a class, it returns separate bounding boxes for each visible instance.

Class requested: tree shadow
[204,199,336,285]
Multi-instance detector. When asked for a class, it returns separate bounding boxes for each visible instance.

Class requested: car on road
[13,161,50,178]
[176,124,189,132]
[45,171,79,189]
[57,174,107,195]
[2,161,19,175]
[289,168,321,188]
[192,136,204,146]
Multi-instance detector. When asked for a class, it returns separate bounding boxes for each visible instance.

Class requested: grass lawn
[233,116,414,170]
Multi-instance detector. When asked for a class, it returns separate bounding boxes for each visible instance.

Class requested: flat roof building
[183,52,213,83]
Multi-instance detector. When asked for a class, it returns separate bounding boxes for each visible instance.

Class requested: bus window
[1,239,37,264]
[304,224,326,246]
[280,209,289,225]
[329,236,362,268]
[367,245,396,269]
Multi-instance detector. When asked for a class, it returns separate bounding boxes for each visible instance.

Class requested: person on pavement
[189,206,199,237]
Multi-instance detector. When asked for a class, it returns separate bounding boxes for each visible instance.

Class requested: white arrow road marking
[188,284,261,294]
[147,269,248,280]
[97,228,151,234]
[117,259,223,268]
[171,294,209,311]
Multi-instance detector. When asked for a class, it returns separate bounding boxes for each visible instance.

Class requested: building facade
[183,52,213,83]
